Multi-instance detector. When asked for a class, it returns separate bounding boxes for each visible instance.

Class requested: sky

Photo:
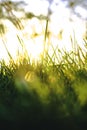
[21,0,87,20]
[10,0,87,20]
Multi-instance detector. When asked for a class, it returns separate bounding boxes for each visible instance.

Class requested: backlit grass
[0,38,87,129]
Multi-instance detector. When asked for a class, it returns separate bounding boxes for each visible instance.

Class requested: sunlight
[0,1,86,64]
[17,18,45,61]
[25,0,49,16]
[0,39,9,61]
[49,8,86,51]
[0,18,44,63]
[0,17,86,63]
[0,20,20,62]
[23,35,44,61]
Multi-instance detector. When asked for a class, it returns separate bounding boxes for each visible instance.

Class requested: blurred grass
[0,35,87,129]
[0,1,87,129]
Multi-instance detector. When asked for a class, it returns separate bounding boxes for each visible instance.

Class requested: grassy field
[0,38,87,129]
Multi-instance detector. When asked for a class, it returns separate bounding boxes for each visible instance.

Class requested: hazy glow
[49,7,86,51]
[75,6,87,19]
[18,18,44,61]
[0,21,16,62]
[0,1,86,63]
[0,39,8,61]
[23,35,44,61]
[25,0,49,16]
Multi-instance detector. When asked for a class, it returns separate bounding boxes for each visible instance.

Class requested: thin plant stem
[43,18,49,60]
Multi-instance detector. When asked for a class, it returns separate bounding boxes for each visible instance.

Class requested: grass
[0,16,87,129]
[0,37,87,130]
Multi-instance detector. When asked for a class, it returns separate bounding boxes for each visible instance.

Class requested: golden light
[0,1,86,64]
[0,20,21,63]
[49,6,86,51]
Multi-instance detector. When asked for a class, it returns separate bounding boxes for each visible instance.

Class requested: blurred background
[0,0,87,63]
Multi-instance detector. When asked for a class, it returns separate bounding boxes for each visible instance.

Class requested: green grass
[0,38,87,129]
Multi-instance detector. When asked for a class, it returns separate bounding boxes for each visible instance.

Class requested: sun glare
[0,1,86,64]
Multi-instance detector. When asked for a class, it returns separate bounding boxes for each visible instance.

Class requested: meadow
[0,34,87,129]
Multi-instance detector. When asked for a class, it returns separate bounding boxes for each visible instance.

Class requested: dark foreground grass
[0,43,87,130]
